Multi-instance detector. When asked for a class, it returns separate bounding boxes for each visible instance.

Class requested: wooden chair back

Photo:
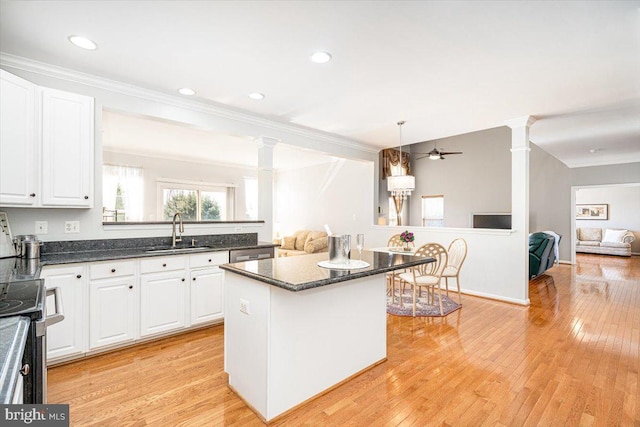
[446,238,468,274]
[413,243,448,278]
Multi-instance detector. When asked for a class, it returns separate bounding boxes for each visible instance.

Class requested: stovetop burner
[0,280,44,319]
[0,299,24,312]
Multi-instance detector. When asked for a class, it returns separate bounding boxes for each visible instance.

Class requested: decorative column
[256,136,279,242]
[505,115,536,303]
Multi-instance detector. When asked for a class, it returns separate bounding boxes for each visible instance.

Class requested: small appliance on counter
[15,235,42,259]
[0,212,17,259]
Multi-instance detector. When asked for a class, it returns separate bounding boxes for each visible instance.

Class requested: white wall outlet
[239,298,250,315]
[35,221,48,234]
[64,221,80,233]
[235,227,243,232]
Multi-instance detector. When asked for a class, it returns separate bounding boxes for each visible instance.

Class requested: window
[422,195,444,227]
[157,179,235,221]
[102,165,144,221]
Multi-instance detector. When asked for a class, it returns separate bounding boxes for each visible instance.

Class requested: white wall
[529,143,572,261]
[576,185,640,254]
[0,59,377,242]
[274,159,374,238]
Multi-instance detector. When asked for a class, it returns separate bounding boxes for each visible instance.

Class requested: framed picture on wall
[576,204,608,220]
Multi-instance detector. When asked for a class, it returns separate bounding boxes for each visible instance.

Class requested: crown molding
[0,52,379,154]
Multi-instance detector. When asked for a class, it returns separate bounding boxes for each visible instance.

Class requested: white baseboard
[558,260,572,265]
[461,289,530,306]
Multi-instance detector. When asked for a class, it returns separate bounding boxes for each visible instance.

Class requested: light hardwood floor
[48,254,640,426]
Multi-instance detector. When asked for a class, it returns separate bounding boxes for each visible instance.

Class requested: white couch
[576,228,635,257]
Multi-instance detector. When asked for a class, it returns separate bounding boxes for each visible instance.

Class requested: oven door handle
[44,287,65,328]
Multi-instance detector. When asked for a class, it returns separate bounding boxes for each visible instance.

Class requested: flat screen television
[472,213,512,229]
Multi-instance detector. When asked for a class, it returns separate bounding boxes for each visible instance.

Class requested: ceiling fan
[415,143,463,160]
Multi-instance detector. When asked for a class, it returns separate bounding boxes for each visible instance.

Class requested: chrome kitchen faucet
[172,212,184,248]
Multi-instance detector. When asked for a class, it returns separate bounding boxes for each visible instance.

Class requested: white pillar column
[505,116,536,303]
[256,136,279,242]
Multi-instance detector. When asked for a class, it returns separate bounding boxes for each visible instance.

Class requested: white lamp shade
[387,174,415,192]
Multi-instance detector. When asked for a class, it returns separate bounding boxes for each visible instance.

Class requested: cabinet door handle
[111,268,116,273]
[208,259,212,262]
[129,285,133,289]
[162,263,167,267]
[181,278,185,282]
[29,193,36,197]
[19,364,30,376]
[76,274,82,279]
[84,195,89,200]
[193,277,196,281]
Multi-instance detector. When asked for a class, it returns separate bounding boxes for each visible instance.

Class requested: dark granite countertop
[0,316,30,404]
[220,251,434,292]
[0,234,277,283]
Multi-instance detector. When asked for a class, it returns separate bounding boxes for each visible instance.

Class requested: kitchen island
[220,250,433,422]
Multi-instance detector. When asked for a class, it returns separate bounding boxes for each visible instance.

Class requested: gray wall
[407,126,512,228]
[572,162,640,186]
[576,185,640,254]
[529,143,572,261]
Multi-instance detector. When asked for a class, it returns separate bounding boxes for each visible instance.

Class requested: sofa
[576,228,635,257]
[529,232,559,279]
[276,230,328,257]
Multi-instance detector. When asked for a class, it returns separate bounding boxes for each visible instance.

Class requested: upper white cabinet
[0,69,94,208]
[41,88,94,207]
[0,70,38,206]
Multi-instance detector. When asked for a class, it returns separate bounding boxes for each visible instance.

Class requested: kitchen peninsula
[221,250,433,422]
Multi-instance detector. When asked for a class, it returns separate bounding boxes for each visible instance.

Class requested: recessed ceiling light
[68,35,97,50]
[248,92,265,100]
[178,88,196,96]
[310,51,332,64]
[589,148,602,153]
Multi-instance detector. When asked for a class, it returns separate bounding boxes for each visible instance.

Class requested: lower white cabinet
[140,271,187,337]
[189,251,227,326]
[40,265,87,362]
[89,276,137,350]
[42,250,229,362]
[190,267,224,326]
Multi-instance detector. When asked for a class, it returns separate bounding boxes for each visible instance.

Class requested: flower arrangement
[400,230,414,243]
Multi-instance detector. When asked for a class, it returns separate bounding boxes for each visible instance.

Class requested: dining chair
[397,243,448,316]
[442,238,467,304]
[386,234,404,301]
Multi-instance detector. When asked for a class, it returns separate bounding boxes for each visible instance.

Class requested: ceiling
[1,1,638,168]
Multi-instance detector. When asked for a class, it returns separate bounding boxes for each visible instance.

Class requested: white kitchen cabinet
[0,69,94,208]
[139,256,188,337]
[0,69,38,206]
[89,275,137,350]
[41,88,94,207]
[190,267,224,326]
[140,271,187,337]
[40,264,88,362]
[189,252,227,326]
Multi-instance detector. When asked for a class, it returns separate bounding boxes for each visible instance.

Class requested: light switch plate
[35,221,48,234]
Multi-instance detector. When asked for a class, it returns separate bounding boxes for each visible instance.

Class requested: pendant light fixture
[387,121,415,225]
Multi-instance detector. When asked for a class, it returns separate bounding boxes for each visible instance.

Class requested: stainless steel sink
[145,247,210,254]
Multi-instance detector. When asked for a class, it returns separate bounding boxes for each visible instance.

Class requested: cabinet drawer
[190,251,229,269]
[140,255,187,274]
[90,260,135,280]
